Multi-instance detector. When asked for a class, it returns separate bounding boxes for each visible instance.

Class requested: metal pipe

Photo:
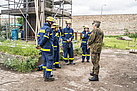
[5,0,34,3]
[53,0,65,19]
[14,0,15,28]
[0,4,15,6]
[0,14,2,31]
[52,0,54,17]
[62,3,64,28]
[26,0,28,42]
[16,0,22,9]
[0,6,9,8]
[6,21,8,39]
[8,0,10,39]
[71,0,72,26]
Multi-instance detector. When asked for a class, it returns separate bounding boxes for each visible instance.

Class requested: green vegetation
[0,40,40,72]
[76,34,137,50]
[74,47,82,56]
[59,55,64,60]
[0,34,137,72]
[0,37,6,42]
[124,29,137,38]
[0,21,9,39]
[1,54,39,72]
[103,36,137,50]
[0,40,40,56]
[17,17,23,25]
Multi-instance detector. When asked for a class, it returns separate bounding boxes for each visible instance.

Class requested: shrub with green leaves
[0,40,41,72]
[0,37,6,42]
[2,54,40,72]
[123,29,137,38]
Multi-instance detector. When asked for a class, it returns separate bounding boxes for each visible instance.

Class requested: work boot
[37,67,42,71]
[69,62,75,65]
[82,59,84,63]
[87,60,89,63]
[50,75,53,77]
[43,75,53,78]
[89,75,99,81]
[44,77,55,81]
[65,62,69,65]
[55,66,61,69]
[90,72,94,76]
[52,68,56,71]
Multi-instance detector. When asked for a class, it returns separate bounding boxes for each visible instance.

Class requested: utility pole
[101,4,106,15]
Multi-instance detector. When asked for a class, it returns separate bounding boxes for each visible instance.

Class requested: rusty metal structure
[0,0,72,41]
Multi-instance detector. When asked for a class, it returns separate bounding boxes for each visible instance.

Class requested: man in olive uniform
[87,20,104,81]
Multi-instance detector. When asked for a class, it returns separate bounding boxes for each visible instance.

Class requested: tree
[17,17,23,25]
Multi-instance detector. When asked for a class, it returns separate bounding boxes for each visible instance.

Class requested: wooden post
[34,0,40,44]
[75,32,77,40]
[80,33,81,40]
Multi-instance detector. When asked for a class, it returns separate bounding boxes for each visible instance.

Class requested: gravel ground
[0,48,137,91]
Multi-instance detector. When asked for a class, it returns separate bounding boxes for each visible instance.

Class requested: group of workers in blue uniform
[37,16,76,81]
[37,16,91,82]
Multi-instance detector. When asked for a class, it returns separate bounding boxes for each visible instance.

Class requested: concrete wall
[72,14,137,33]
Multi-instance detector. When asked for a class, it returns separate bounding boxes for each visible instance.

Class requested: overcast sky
[72,0,137,15]
[0,0,137,17]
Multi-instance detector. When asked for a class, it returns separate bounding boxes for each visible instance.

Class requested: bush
[0,40,40,72]
[127,33,137,38]
[0,37,6,42]
[1,54,40,72]
[123,29,137,38]
[17,17,23,25]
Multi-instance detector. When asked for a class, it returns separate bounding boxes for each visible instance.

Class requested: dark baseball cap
[92,20,101,25]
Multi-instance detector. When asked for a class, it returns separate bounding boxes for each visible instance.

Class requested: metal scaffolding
[0,0,72,41]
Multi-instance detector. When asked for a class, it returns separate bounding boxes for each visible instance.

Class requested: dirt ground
[0,48,137,91]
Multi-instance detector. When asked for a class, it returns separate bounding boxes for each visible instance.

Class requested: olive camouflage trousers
[91,53,100,75]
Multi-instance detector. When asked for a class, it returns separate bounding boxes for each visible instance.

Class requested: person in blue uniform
[37,16,54,81]
[61,20,75,65]
[81,25,91,63]
[52,23,61,69]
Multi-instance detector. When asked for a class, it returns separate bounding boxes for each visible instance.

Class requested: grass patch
[0,40,40,72]
[103,36,137,50]
[0,40,40,56]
